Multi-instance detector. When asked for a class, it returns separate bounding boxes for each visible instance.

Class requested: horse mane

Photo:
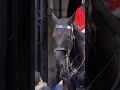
[73,22,85,41]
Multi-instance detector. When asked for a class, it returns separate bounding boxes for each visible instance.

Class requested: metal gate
[35,0,48,82]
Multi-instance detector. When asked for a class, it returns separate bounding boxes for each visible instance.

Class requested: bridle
[54,24,85,78]
[54,24,75,54]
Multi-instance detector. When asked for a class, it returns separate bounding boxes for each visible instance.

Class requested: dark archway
[0,0,35,89]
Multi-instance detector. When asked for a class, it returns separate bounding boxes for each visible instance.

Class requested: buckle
[91,23,97,31]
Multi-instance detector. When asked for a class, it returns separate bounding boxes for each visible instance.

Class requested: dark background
[0,0,81,89]
[0,0,35,89]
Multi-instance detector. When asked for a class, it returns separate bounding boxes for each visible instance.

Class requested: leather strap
[54,47,67,53]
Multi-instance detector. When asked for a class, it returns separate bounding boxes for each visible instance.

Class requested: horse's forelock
[53,19,72,35]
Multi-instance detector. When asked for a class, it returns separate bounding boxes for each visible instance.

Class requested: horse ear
[68,12,75,24]
[52,13,59,24]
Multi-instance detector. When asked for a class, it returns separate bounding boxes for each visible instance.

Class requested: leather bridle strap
[67,35,75,56]
[54,47,67,53]
[54,24,75,55]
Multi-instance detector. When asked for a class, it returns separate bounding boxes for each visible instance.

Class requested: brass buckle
[91,23,97,31]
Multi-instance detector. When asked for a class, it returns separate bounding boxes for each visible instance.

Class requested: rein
[86,34,120,90]
[66,47,85,77]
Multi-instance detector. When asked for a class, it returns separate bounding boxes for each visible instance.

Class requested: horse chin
[59,71,66,79]
[71,74,85,89]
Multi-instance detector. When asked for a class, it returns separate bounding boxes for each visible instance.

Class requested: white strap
[56,25,72,29]
[81,29,85,33]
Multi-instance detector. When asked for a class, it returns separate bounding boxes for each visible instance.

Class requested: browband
[56,25,72,29]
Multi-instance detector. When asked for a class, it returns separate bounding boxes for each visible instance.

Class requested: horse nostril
[58,64,63,71]
[60,71,66,79]
[59,64,63,68]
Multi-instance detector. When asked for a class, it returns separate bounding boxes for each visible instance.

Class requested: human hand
[55,80,63,90]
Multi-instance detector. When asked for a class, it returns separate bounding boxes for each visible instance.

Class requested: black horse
[52,13,85,90]
[86,0,120,90]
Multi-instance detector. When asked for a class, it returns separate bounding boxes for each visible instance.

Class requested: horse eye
[68,36,70,39]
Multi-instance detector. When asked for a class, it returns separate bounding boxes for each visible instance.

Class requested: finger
[40,77,43,83]
[59,80,63,85]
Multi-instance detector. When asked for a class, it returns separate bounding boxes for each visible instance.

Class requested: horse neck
[73,28,84,51]
[70,29,85,65]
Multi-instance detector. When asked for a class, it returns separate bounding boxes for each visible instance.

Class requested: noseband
[54,47,67,53]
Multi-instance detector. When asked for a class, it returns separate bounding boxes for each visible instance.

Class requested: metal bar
[59,0,62,18]
[37,0,41,72]
[35,0,38,71]
[39,0,48,82]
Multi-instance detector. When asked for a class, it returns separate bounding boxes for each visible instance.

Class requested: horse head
[52,13,75,74]
[52,13,85,89]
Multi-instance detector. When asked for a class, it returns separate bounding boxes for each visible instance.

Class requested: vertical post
[39,0,48,82]
[31,0,35,89]
[37,0,41,73]
[18,0,31,89]
[35,0,38,71]
[0,0,7,90]
[59,0,62,18]
[6,0,19,89]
